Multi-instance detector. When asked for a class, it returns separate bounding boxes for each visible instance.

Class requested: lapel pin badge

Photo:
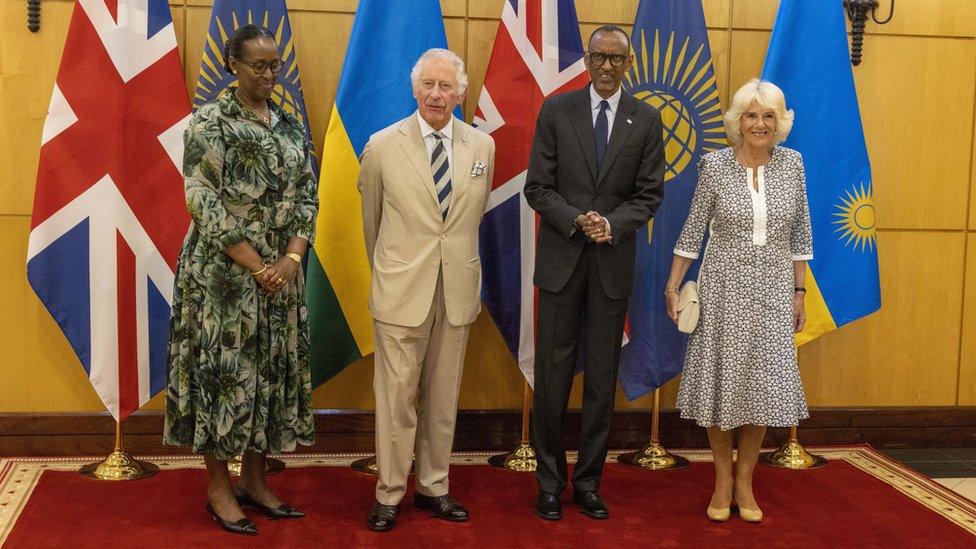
[626,118,632,125]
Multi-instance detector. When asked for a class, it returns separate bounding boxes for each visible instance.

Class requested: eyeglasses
[586,52,629,68]
[234,57,284,75]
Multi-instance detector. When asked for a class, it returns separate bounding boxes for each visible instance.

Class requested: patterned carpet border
[2,445,974,544]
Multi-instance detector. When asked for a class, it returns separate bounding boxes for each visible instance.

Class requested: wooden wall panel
[727,30,768,97]
[854,36,974,231]
[0,218,103,411]
[2,0,975,415]
[798,231,965,406]
[731,0,777,30]
[0,0,72,216]
[959,234,976,405]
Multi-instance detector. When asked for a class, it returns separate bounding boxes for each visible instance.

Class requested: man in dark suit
[524,24,664,521]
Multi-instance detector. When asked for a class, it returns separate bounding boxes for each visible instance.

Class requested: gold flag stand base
[227,455,286,476]
[489,381,537,472]
[79,449,159,480]
[618,441,689,470]
[618,388,688,470]
[759,427,828,469]
[488,442,537,472]
[79,421,158,480]
[351,456,378,475]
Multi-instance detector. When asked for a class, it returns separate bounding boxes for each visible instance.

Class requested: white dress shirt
[417,111,455,168]
[589,84,622,142]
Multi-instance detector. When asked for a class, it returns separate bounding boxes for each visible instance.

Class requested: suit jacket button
[433,262,439,268]
[440,234,446,240]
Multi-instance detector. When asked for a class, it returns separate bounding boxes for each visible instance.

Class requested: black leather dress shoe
[234,490,306,519]
[414,493,469,522]
[367,502,399,532]
[206,502,258,536]
[535,491,562,520]
[573,490,608,519]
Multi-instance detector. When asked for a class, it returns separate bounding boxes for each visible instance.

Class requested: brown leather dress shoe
[367,501,399,532]
[414,493,470,522]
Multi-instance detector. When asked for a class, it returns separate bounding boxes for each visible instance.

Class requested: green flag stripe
[305,249,363,387]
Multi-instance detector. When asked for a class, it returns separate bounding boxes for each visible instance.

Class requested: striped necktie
[431,131,452,220]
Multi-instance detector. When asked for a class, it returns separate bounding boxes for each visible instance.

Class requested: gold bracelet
[251,264,268,276]
[664,287,679,297]
[285,252,303,264]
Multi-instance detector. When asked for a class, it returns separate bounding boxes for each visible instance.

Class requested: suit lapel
[397,114,440,208]
[596,92,638,186]
[569,87,599,185]
[447,119,472,223]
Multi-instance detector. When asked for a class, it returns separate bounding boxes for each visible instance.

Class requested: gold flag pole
[79,419,158,480]
[618,388,688,469]
[488,380,537,471]
[760,425,827,469]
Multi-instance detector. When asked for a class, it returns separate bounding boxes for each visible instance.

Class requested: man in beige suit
[358,48,495,532]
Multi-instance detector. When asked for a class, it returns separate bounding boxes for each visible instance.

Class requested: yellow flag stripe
[312,107,374,354]
[795,267,837,346]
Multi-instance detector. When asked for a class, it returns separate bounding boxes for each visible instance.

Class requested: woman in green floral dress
[164,25,316,536]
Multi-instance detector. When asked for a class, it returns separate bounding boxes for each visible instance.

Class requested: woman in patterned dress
[163,25,317,535]
[664,79,813,523]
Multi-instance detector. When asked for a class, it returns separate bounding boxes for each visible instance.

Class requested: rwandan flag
[192,0,315,170]
[305,0,451,386]
[617,0,726,399]
[763,0,881,344]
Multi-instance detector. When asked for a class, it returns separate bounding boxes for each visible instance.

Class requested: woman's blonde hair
[723,78,794,146]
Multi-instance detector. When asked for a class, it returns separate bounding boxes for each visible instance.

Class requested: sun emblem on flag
[623,29,726,181]
[833,182,877,252]
[194,10,308,130]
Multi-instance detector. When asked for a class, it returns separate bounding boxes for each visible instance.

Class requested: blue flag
[618,0,726,399]
[192,0,316,169]
[762,0,881,343]
[305,0,452,386]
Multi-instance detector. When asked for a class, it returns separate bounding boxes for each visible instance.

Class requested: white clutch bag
[676,281,700,334]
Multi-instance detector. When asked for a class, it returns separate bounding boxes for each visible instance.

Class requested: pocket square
[470,161,486,177]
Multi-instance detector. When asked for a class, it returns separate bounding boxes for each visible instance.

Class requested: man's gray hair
[410,48,468,94]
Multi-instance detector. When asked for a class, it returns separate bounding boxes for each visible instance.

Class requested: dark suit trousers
[531,244,628,494]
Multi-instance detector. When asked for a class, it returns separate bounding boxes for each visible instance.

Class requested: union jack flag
[26,0,191,421]
[475,0,592,385]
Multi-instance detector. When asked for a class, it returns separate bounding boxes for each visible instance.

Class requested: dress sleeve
[182,108,246,249]
[790,154,814,261]
[290,133,319,244]
[674,156,717,259]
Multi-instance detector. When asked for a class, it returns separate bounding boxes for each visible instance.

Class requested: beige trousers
[372,274,471,505]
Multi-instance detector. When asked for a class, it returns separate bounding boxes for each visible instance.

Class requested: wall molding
[1,407,974,457]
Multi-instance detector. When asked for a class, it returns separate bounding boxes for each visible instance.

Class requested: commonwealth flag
[306,0,451,386]
[191,0,315,165]
[617,0,726,398]
[763,0,881,344]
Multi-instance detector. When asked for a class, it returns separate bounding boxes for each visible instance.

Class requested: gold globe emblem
[633,90,697,181]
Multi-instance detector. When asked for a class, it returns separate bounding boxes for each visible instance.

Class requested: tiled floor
[879,448,976,501]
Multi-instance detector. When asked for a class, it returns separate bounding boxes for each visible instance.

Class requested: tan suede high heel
[706,505,731,522]
[738,506,763,522]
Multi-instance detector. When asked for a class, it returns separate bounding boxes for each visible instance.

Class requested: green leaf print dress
[164,91,317,459]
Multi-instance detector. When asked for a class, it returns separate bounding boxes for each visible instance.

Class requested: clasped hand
[577,211,612,244]
[254,257,299,295]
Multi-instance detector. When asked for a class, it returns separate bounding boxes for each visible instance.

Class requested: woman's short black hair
[223,24,275,74]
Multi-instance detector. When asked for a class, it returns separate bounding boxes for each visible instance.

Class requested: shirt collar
[589,84,622,114]
[417,111,454,141]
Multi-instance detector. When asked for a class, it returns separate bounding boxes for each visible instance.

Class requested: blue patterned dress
[674,146,812,430]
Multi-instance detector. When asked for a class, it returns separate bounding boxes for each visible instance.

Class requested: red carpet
[2,448,974,548]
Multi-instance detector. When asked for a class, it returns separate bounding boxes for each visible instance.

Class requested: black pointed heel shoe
[234,490,306,519]
[205,502,258,536]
